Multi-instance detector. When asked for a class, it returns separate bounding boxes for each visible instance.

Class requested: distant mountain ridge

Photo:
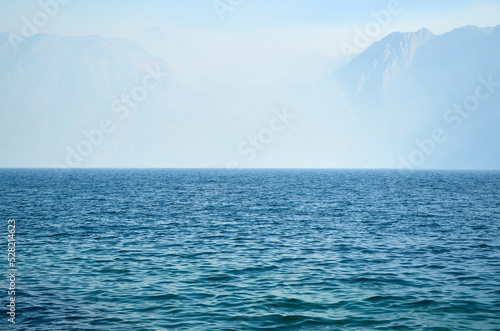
[332,24,500,169]
[336,25,500,109]
[0,32,233,168]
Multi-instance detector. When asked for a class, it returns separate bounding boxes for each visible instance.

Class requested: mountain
[336,28,434,108]
[0,33,236,168]
[332,25,500,169]
[336,25,500,111]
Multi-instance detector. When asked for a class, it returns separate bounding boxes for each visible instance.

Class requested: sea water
[0,169,499,330]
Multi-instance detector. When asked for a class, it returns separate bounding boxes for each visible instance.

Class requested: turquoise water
[1,169,499,330]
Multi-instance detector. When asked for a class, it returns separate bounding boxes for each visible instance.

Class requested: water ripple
[0,169,499,330]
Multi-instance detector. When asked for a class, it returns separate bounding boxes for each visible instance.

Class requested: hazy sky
[2,0,500,59]
[2,0,500,33]
[1,1,499,169]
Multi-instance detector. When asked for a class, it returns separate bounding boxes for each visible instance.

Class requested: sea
[0,169,499,330]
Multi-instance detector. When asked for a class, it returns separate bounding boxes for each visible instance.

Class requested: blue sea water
[0,169,499,330]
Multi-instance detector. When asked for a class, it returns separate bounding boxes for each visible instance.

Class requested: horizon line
[1,167,499,171]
